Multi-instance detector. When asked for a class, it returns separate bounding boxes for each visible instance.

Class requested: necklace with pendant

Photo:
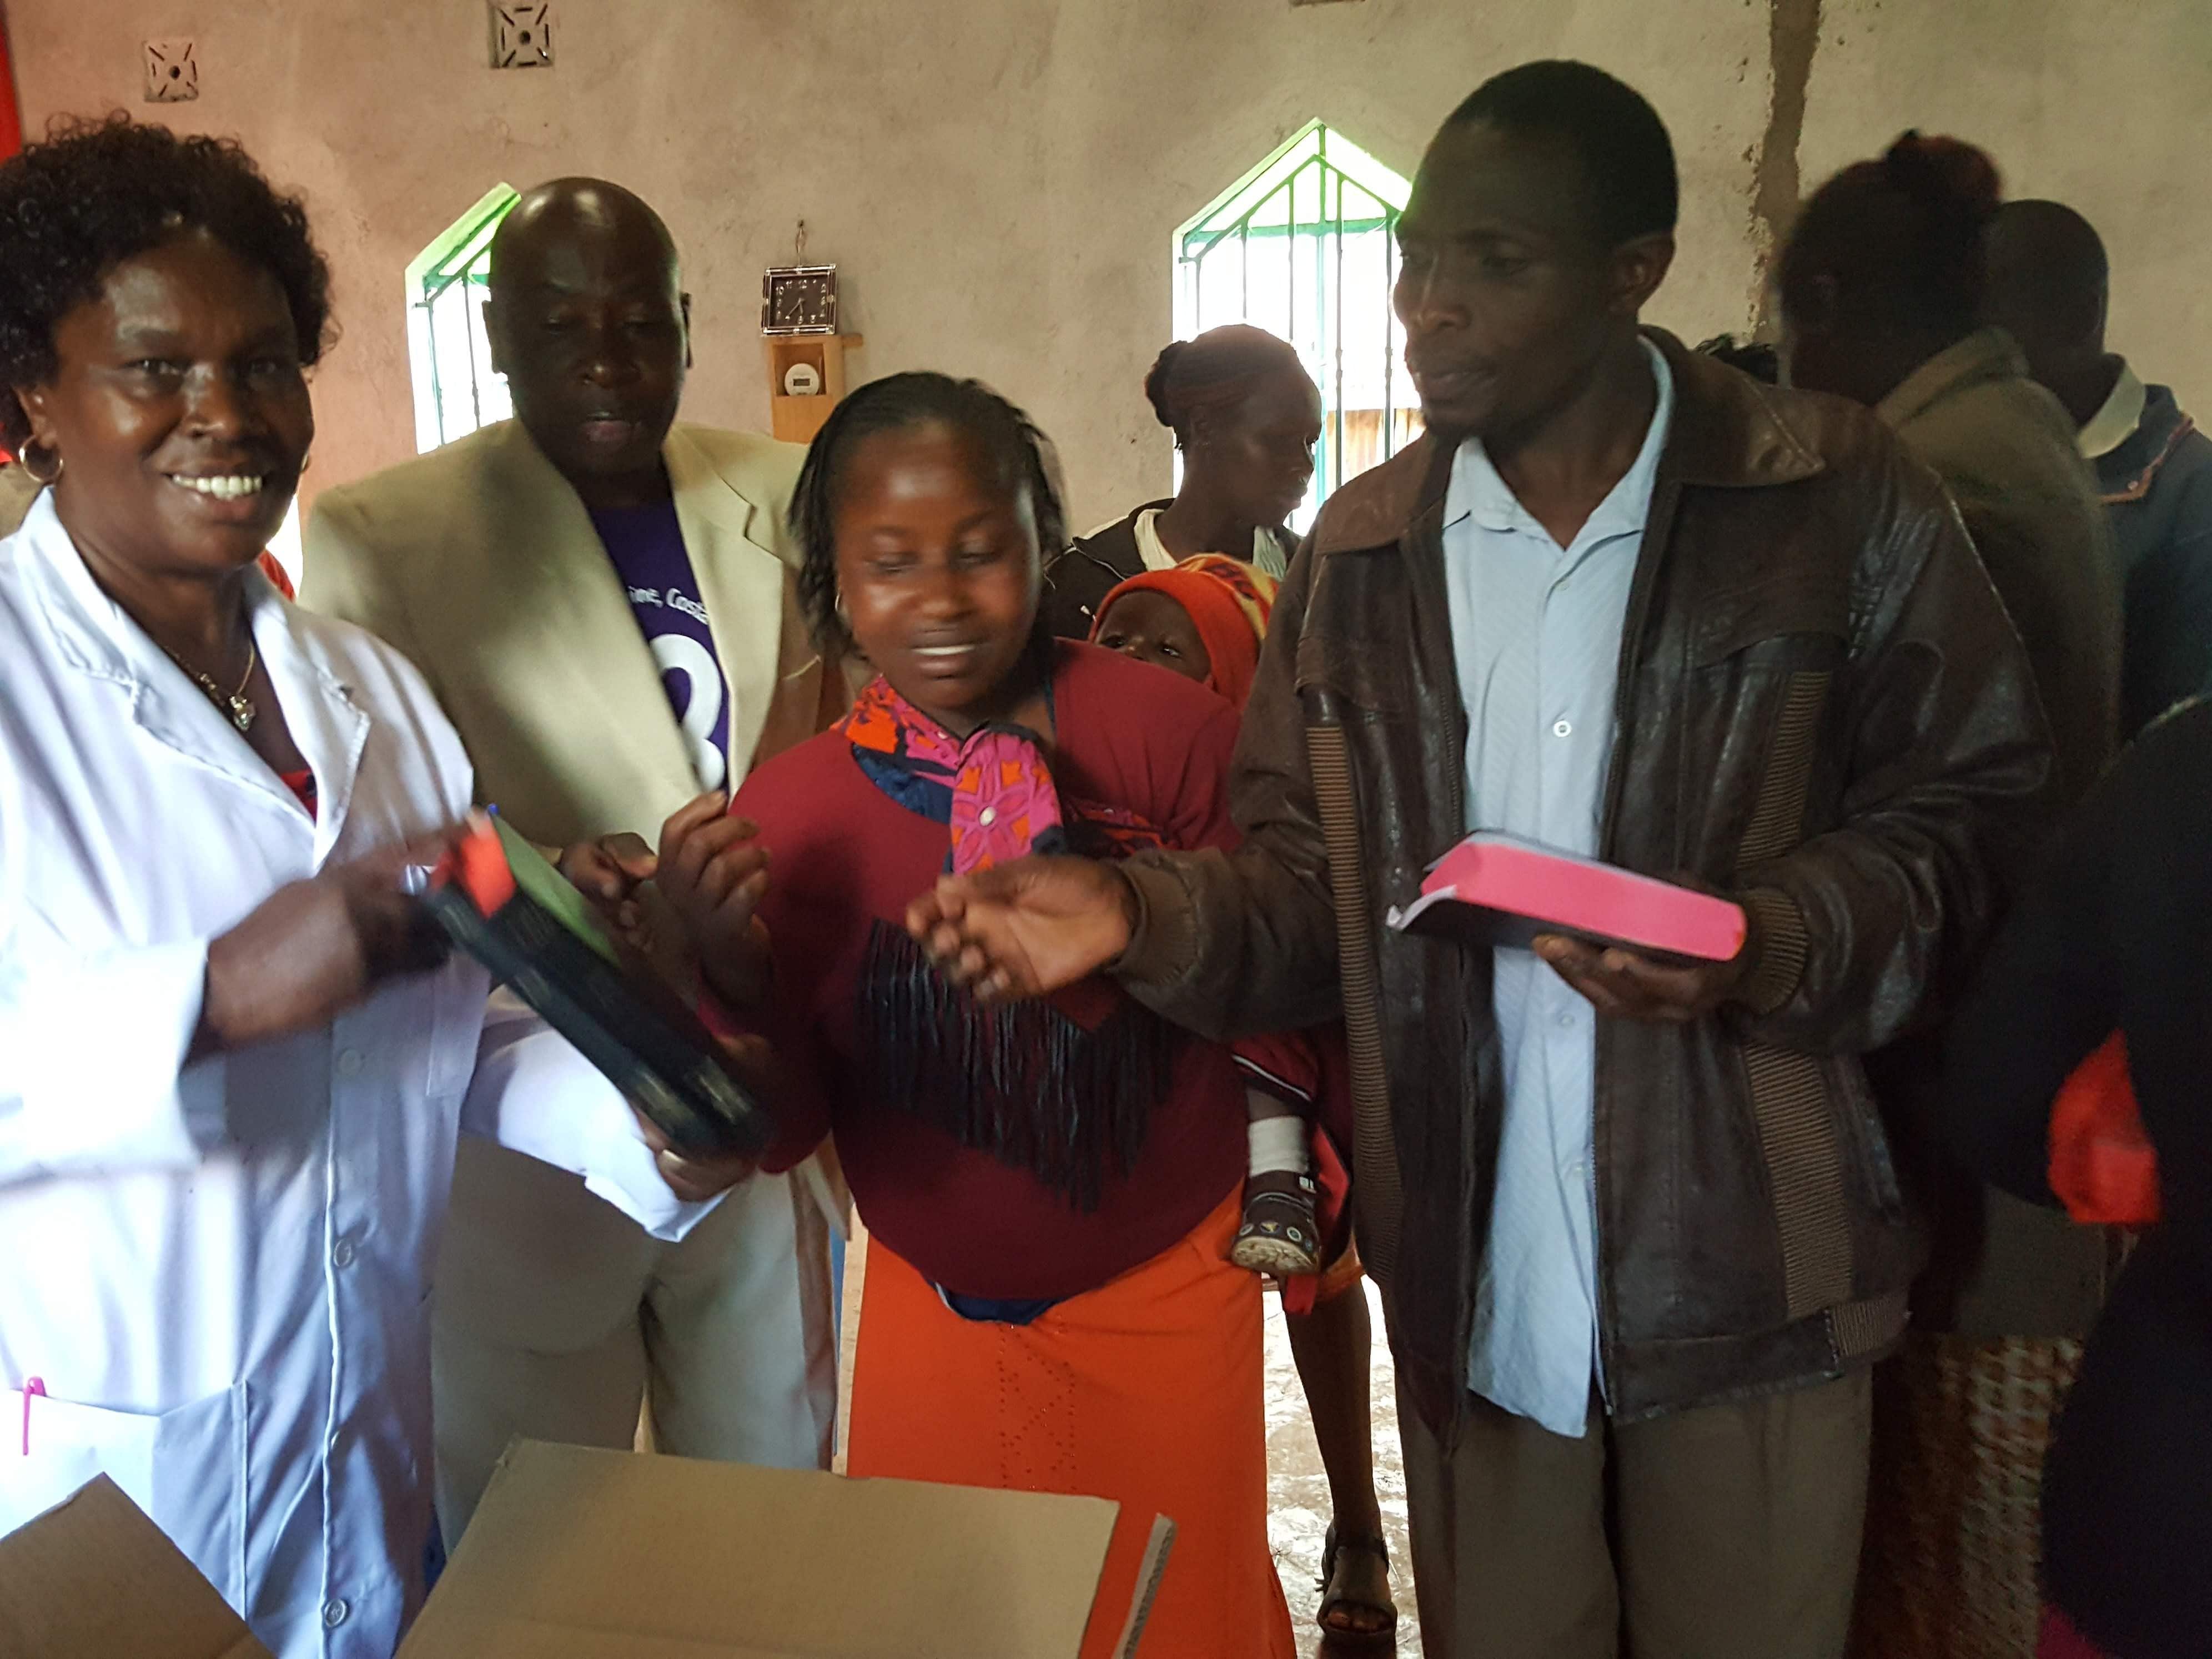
[167,634,260,733]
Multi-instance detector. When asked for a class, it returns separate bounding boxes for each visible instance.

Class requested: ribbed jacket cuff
[1113,856,1199,992]
[1734,886,1809,1015]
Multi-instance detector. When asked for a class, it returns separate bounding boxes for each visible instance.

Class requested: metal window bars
[405,184,522,454]
[1173,121,1422,532]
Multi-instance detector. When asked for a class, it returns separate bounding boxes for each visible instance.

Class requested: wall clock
[762,266,838,336]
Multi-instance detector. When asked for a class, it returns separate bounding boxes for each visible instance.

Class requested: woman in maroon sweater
[655,373,1294,1659]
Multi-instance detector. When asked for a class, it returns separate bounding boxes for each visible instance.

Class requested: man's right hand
[199,830,459,1054]
[559,830,660,949]
[904,855,1138,1002]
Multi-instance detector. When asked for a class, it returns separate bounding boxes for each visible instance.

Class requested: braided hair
[1143,324,1312,450]
[1780,132,2003,339]
[791,371,1067,660]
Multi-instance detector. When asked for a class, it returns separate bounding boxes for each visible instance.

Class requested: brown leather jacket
[1113,331,2054,1440]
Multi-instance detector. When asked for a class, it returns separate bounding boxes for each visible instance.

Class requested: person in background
[1943,698,2212,1659]
[0,117,741,1659]
[1042,325,1320,639]
[301,178,841,1545]
[908,62,2049,1659]
[1091,553,1397,1642]
[1693,332,1779,383]
[1778,133,2123,1659]
[1781,135,2119,820]
[1987,198,2212,740]
[646,373,1296,1658]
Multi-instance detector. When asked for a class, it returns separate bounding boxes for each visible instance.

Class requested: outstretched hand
[904,855,1138,1002]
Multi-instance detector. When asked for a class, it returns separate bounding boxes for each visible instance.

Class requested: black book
[421,816,775,1159]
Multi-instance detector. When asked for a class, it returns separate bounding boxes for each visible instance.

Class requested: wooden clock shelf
[765,334,862,445]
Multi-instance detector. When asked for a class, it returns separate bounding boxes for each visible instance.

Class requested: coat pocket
[1827,1056,1906,1219]
[2,1382,249,1606]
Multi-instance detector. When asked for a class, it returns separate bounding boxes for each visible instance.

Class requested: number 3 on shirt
[652,633,727,792]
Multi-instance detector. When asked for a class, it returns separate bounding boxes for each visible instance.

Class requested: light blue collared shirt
[1443,340,1675,1439]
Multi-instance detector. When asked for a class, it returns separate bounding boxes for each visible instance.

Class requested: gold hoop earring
[19,440,62,486]
[834,592,851,627]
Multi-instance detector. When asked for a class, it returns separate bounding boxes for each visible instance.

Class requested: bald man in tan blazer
[303,179,843,1544]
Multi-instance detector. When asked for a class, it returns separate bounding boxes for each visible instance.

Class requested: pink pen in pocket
[20,1375,46,1455]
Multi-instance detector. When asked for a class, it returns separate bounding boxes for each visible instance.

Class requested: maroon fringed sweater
[737,644,1251,1300]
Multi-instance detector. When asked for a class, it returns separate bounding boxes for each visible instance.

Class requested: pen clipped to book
[1385,832,1747,963]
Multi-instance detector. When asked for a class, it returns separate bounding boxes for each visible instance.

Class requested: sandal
[1229,1172,1323,1275]
[1317,1520,1397,1642]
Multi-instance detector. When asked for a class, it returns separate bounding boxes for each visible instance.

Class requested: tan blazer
[300,419,847,1367]
[0,463,38,537]
[302,418,840,849]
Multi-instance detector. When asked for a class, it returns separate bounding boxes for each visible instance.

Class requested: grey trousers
[430,1142,839,1545]
[1399,1371,1873,1659]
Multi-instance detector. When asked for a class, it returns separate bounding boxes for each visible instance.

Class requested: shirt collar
[1874,326,2023,433]
[2077,358,2148,460]
[1445,336,1676,548]
[1132,506,1275,571]
[1131,509,1180,573]
[17,488,368,848]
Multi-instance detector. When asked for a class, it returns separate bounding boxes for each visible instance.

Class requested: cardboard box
[0,1475,273,1659]
[398,1440,1172,1659]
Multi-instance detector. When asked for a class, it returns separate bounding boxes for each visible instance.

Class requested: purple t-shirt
[589,499,732,792]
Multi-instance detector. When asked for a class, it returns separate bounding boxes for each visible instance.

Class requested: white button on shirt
[1442,340,1675,1439]
[0,492,716,1658]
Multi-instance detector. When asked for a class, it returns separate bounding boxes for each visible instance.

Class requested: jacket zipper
[1585,465,1686,1412]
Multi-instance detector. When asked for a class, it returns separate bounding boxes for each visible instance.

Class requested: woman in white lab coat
[0,119,731,1657]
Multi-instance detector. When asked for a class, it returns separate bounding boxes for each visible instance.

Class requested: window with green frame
[1173,122,1421,531]
[405,184,520,453]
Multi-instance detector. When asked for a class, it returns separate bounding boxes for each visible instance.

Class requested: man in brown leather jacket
[910,62,2049,1659]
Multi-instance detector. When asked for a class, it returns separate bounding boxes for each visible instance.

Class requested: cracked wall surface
[1748,0,1822,335]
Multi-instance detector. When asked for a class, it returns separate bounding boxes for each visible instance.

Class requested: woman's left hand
[630,1032,781,1201]
[635,1112,760,1202]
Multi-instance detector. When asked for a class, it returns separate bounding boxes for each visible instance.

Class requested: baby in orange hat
[1091,554,1316,1272]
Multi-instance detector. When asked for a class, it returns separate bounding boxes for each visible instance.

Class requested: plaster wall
[4,0,1773,529]
[9,1,2195,531]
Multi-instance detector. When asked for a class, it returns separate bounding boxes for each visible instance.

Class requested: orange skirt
[846,1187,1294,1659]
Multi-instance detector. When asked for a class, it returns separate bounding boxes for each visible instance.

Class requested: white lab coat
[0,491,708,1658]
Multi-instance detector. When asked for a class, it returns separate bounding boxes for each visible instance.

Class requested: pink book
[1386,832,1747,962]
